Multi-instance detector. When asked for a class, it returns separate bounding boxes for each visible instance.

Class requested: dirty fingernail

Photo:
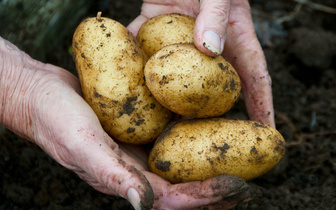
[127,188,141,210]
[227,181,250,197]
[202,30,224,55]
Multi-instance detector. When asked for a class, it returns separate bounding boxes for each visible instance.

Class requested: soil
[1,0,336,209]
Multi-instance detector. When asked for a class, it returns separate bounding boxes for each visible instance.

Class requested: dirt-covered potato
[72,12,172,144]
[136,13,195,57]
[144,43,241,118]
[148,118,286,183]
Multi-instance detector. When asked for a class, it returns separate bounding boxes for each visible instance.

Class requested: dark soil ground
[1,0,335,209]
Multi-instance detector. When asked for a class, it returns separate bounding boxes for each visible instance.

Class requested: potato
[144,43,241,118]
[137,13,195,57]
[148,118,286,183]
[72,12,172,144]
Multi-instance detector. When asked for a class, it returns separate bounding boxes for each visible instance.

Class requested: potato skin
[148,118,286,183]
[136,13,195,57]
[144,43,241,118]
[72,14,172,144]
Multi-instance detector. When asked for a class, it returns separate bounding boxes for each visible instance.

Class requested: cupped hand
[128,0,275,127]
[1,38,252,209]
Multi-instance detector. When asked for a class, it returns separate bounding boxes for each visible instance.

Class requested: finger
[196,190,252,210]
[167,175,250,209]
[203,182,261,210]
[127,14,148,37]
[66,127,154,210]
[223,0,275,127]
[194,0,231,56]
[38,95,155,209]
[145,173,251,209]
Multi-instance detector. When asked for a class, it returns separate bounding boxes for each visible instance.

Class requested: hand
[128,0,275,127]
[0,37,252,209]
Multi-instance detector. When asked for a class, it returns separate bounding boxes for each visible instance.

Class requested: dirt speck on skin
[172,175,249,201]
[126,163,154,210]
[140,188,155,210]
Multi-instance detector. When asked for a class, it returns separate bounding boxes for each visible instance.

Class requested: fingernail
[227,180,250,197]
[202,30,224,55]
[127,188,141,210]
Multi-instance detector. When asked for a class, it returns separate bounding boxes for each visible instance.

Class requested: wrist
[0,37,82,144]
[0,37,42,141]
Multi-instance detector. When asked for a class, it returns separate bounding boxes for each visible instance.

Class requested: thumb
[194,0,231,56]
[71,134,154,209]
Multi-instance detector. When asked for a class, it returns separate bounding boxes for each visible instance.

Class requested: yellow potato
[72,12,172,144]
[148,118,286,183]
[144,43,241,118]
[137,13,195,57]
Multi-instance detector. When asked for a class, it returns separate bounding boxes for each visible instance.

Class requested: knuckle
[209,1,230,20]
[98,162,125,193]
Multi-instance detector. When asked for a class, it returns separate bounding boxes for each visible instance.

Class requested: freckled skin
[149,118,286,183]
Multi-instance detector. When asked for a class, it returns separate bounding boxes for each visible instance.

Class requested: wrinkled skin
[0,0,273,209]
[0,37,252,209]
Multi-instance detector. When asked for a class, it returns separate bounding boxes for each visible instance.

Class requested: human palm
[29,63,250,209]
[37,1,267,208]
[2,26,251,210]
[1,0,273,209]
